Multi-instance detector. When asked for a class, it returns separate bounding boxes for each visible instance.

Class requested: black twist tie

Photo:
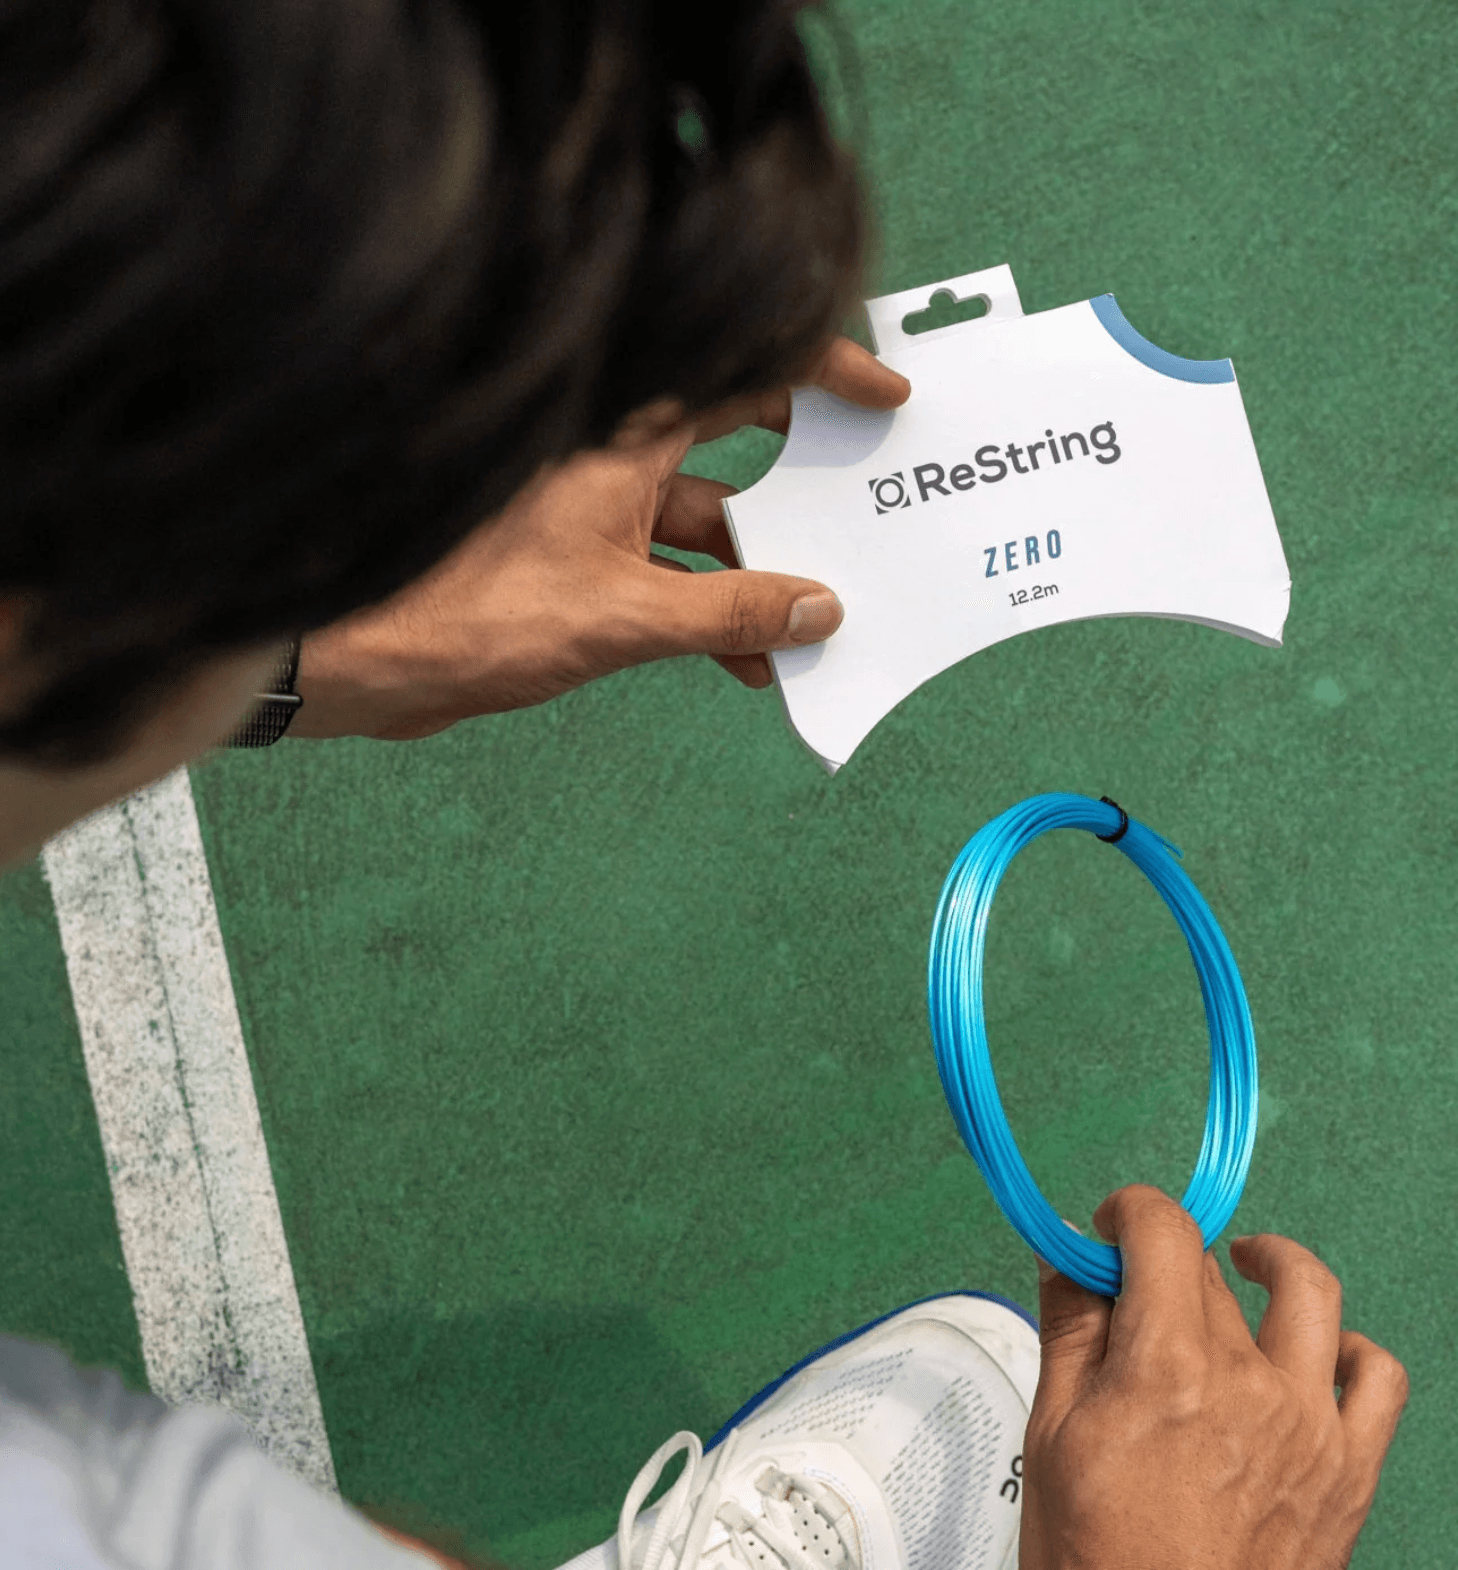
[1096,796,1130,843]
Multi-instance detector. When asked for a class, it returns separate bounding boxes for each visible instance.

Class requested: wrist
[290,620,404,739]
[226,637,303,746]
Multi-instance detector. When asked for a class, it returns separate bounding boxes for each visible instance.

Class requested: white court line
[42,767,337,1493]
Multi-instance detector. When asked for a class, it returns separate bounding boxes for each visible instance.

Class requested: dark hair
[0,0,861,760]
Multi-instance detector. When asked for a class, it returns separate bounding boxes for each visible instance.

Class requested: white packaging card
[722,265,1290,772]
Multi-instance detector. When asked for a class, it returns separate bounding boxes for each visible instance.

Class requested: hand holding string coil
[927,793,1258,1297]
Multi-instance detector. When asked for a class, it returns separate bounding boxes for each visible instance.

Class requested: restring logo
[868,420,1121,517]
[868,472,912,514]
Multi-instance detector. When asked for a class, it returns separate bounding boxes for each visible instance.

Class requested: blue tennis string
[927,793,1258,1297]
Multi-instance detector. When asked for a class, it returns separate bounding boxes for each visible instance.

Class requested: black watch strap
[229,638,303,748]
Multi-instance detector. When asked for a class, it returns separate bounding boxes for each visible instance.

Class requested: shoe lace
[618,1430,860,1570]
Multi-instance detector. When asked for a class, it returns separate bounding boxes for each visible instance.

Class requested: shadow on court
[317,1297,717,1562]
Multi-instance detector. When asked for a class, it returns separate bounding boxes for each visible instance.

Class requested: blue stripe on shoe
[705,1291,1038,1452]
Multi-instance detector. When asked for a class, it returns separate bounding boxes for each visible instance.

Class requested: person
[0,0,1407,1565]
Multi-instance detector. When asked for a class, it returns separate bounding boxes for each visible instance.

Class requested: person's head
[0,0,862,849]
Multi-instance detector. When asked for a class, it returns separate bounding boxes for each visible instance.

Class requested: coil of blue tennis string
[927,793,1258,1297]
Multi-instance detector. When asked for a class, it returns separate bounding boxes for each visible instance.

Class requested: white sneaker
[559,1293,1040,1570]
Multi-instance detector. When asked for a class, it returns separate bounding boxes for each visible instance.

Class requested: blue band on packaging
[927,793,1258,1297]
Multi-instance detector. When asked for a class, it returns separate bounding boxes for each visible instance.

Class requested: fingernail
[1036,1256,1057,1284]
[787,591,843,644]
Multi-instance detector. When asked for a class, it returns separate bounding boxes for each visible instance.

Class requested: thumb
[637,562,843,659]
[1032,1256,1112,1419]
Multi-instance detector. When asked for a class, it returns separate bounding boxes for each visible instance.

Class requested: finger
[612,398,692,453]
[1092,1186,1208,1355]
[631,561,843,659]
[693,337,912,441]
[812,335,913,410]
[1203,1248,1256,1351]
[1229,1233,1343,1388]
[1032,1255,1113,1420]
[649,563,776,685]
[1335,1330,1409,1466]
[750,337,914,435]
[654,473,741,569]
[713,652,774,689]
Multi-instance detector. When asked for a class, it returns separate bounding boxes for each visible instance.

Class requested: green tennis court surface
[2,1,1454,1563]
